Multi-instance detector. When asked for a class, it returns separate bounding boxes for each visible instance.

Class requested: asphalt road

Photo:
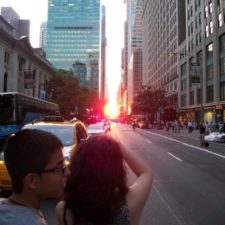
[112,123,225,225]
[9,123,223,225]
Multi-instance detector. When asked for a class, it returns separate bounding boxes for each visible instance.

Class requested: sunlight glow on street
[104,101,119,118]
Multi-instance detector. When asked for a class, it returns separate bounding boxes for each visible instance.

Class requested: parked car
[32,115,65,123]
[87,122,108,135]
[101,119,111,131]
[136,120,149,129]
[0,120,88,194]
[204,132,225,143]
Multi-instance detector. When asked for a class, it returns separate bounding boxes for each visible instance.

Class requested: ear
[24,173,40,190]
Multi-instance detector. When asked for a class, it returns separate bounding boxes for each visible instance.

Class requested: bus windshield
[0,94,15,125]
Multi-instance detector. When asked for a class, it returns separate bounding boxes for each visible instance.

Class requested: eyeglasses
[39,164,67,174]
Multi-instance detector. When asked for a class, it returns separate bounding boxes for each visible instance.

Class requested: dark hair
[64,135,128,224]
[3,129,63,193]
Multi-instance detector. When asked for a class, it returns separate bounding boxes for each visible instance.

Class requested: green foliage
[132,86,166,115]
[47,69,100,119]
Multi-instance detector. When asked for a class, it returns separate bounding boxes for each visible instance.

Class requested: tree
[132,85,166,121]
[47,69,100,120]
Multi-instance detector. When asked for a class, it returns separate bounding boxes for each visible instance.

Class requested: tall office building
[142,0,186,121]
[39,22,47,50]
[100,5,106,100]
[177,0,225,125]
[123,0,143,112]
[46,0,101,91]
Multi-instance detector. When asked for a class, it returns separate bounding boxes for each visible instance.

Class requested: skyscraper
[46,0,100,91]
[39,22,47,50]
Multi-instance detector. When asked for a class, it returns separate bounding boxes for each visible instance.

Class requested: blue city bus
[0,92,60,150]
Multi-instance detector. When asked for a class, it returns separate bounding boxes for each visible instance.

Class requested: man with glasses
[0,129,69,225]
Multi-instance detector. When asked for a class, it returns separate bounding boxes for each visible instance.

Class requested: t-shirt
[0,199,47,225]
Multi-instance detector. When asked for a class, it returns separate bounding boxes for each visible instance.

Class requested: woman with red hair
[56,135,153,225]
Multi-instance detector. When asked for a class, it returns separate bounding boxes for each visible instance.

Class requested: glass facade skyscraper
[46,0,100,90]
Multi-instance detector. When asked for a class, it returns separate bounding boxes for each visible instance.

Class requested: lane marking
[168,152,183,162]
[153,186,183,225]
[138,129,225,160]
[145,139,152,144]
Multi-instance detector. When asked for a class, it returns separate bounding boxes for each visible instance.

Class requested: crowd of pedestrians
[0,130,153,225]
[162,119,225,147]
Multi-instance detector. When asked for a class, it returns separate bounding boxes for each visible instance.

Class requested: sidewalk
[147,126,225,152]
[148,126,198,139]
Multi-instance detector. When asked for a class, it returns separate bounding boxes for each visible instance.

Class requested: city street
[39,122,225,225]
[112,122,225,225]
[1,122,225,225]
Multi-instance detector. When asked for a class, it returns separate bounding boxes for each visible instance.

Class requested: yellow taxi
[0,120,88,194]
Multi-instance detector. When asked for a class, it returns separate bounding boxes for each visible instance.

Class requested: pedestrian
[165,120,170,134]
[187,121,193,133]
[132,120,136,131]
[0,129,69,225]
[56,135,153,225]
[199,122,208,147]
[222,123,225,133]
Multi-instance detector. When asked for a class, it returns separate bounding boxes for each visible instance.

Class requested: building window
[220,57,225,76]
[181,63,187,77]
[206,43,213,60]
[197,88,201,104]
[4,52,9,64]
[196,34,199,46]
[206,64,213,80]
[218,13,223,27]
[190,91,194,105]
[209,2,212,14]
[199,12,202,25]
[195,0,198,10]
[3,73,8,92]
[221,82,225,100]
[219,34,225,76]
[181,79,187,91]
[206,85,214,103]
[205,25,209,37]
[181,94,187,107]
[205,5,209,18]
[210,21,213,34]
[199,30,202,43]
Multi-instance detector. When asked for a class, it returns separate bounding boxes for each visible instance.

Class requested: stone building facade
[0,15,55,100]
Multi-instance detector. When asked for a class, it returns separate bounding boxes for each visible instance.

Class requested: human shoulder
[55,200,65,218]
[56,201,73,225]
[0,201,47,225]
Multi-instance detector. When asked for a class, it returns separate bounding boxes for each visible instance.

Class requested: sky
[0,0,126,113]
